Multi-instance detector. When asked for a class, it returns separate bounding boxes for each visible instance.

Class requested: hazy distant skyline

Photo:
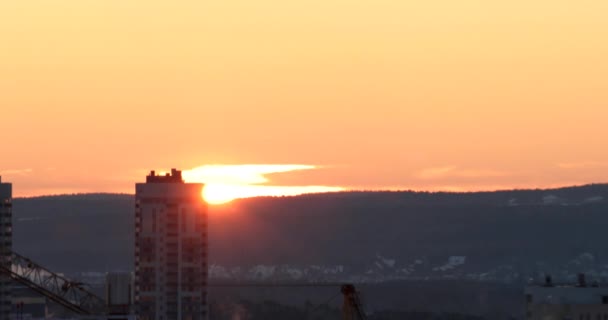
[2,1,608,197]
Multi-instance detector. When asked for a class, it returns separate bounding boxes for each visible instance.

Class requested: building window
[182,211,186,233]
[152,212,157,233]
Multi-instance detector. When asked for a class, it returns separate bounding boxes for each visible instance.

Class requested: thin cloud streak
[0,168,33,176]
[182,164,315,185]
[201,184,343,205]
[416,166,509,180]
[556,161,608,169]
[182,164,343,204]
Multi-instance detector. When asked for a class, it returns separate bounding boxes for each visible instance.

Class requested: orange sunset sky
[1,1,608,199]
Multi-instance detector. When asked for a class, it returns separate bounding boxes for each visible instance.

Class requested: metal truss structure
[0,251,106,315]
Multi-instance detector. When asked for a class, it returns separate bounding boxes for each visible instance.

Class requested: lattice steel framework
[0,250,106,315]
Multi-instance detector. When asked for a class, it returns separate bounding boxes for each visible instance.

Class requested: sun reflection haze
[182,165,343,204]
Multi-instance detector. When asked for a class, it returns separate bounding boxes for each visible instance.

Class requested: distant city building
[106,272,134,316]
[134,169,208,320]
[526,274,608,320]
[10,296,47,319]
[0,177,12,319]
[81,314,137,320]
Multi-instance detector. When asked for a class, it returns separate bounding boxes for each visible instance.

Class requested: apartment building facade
[0,177,12,319]
[134,169,208,320]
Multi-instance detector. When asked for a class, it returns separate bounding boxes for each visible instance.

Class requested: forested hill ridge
[11,184,608,283]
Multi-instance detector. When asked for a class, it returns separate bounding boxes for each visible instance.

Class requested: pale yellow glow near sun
[182,165,343,205]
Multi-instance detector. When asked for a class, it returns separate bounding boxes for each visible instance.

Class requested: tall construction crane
[0,251,106,315]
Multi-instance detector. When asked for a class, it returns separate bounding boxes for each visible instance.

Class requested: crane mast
[341,284,367,320]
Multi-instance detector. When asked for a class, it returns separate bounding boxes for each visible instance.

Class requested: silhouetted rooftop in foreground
[145,168,183,183]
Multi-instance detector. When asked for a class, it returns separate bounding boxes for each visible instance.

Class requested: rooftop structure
[145,169,184,184]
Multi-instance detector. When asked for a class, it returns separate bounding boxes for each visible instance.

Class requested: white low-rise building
[526,275,608,320]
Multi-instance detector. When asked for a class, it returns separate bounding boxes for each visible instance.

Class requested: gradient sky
[1,0,608,197]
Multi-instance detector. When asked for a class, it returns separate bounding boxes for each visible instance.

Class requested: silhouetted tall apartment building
[134,169,208,320]
[0,177,12,319]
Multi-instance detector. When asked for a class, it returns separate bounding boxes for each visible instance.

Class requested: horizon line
[12,182,608,200]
